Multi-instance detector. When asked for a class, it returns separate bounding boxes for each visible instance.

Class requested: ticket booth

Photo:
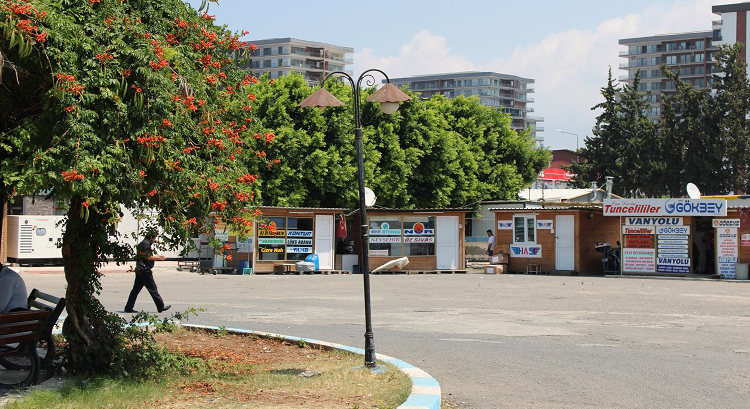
[603,198,729,276]
[249,207,348,274]
[350,208,468,272]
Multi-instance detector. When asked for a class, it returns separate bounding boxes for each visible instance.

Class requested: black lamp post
[298,70,411,368]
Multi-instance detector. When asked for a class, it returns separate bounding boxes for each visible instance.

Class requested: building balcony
[534,126,545,132]
[527,115,544,122]
[713,20,723,26]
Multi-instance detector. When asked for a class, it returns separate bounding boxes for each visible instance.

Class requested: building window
[513,215,536,243]
[368,217,403,257]
[650,106,660,116]
[368,216,436,256]
[278,46,283,54]
[695,53,704,62]
[651,82,660,90]
[262,59,271,68]
[257,217,314,261]
[263,47,271,56]
[665,55,677,64]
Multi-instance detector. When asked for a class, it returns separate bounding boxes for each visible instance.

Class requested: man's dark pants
[125,269,165,311]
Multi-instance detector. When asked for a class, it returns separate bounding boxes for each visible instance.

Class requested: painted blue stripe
[401,393,441,408]
[382,358,416,369]
[466,236,491,242]
[411,377,440,387]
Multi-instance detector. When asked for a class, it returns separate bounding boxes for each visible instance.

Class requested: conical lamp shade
[366,83,412,103]
[298,87,345,108]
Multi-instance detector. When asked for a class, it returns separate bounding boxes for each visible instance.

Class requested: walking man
[124,230,171,313]
[486,229,496,257]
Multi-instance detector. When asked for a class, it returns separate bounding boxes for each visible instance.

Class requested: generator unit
[6,215,65,265]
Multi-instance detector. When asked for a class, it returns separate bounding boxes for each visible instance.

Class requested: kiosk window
[403,217,435,256]
[286,217,314,261]
[369,217,403,256]
[258,217,287,261]
[514,215,536,243]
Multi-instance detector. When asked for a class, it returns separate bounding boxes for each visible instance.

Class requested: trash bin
[736,263,749,280]
[304,254,319,270]
[238,260,253,275]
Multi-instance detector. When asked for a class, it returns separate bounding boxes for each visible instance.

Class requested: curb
[605,274,750,282]
[183,324,441,409]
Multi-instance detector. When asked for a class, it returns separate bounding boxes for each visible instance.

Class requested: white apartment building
[618,2,750,120]
[244,38,353,85]
[387,72,544,144]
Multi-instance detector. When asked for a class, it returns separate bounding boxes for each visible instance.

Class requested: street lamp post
[298,70,411,368]
[556,129,579,163]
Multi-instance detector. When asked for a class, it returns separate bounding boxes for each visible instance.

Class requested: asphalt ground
[13,264,750,408]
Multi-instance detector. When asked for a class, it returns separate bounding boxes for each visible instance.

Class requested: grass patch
[6,329,412,408]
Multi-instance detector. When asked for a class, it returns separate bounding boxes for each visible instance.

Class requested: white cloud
[353,0,717,150]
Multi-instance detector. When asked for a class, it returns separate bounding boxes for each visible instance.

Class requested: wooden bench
[0,310,51,388]
[26,289,66,370]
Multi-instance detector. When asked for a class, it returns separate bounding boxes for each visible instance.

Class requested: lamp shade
[366,83,412,104]
[298,87,345,108]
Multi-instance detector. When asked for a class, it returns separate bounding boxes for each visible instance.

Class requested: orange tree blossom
[0,0,277,375]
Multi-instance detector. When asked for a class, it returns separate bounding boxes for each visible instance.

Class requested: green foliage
[253,74,549,208]
[1,0,266,375]
[577,44,750,197]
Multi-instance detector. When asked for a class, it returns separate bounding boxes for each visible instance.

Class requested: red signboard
[625,234,654,248]
[538,168,574,181]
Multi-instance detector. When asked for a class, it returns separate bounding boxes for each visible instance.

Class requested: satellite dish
[372,256,409,273]
[364,187,377,207]
[686,183,701,199]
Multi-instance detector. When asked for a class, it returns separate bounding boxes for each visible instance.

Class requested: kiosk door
[314,215,334,270]
[555,215,575,271]
[436,216,459,269]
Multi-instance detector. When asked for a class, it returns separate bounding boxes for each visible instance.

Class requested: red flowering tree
[0,0,273,374]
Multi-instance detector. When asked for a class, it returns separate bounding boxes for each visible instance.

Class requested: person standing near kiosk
[487,229,496,257]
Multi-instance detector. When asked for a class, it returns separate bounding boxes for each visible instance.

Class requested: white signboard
[713,219,741,228]
[369,250,389,256]
[623,226,655,235]
[369,236,402,243]
[498,221,513,230]
[656,226,690,235]
[657,256,690,273]
[625,217,683,226]
[604,199,727,216]
[258,238,284,245]
[369,229,402,236]
[658,238,688,245]
[237,238,254,253]
[214,231,229,241]
[623,248,656,273]
[510,244,542,258]
[287,238,313,246]
[404,236,435,243]
[287,230,313,237]
[717,228,739,278]
[658,248,689,255]
[287,247,312,254]
[536,220,553,229]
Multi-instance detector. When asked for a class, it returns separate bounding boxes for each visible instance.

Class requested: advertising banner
[742,234,750,246]
[718,228,738,278]
[369,236,402,243]
[625,235,654,248]
[369,250,389,256]
[657,256,690,273]
[712,219,741,228]
[369,229,402,236]
[287,247,312,254]
[258,228,285,237]
[656,226,690,235]
[236,238,254,253]
[498,221,513,229]
[258,238,284,245]
[657,238,688,245]
[604,199,726,216]
[623,248,656,273]
[404,236,435,243]
[510,244,542,258]
[287,230,313,237]
[536,220,554,229]
[623,226,655,235]
[625,217,683,226]
[287,238,312,246]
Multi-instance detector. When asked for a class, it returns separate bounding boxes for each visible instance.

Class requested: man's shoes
[123,308,137,313]
[158,305,171,313]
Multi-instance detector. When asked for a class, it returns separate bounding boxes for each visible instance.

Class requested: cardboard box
[484,264,507,274]
[490,254,509,264]
[498,244,510,254]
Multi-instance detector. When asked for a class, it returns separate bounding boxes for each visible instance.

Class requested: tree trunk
[61,196,121,374]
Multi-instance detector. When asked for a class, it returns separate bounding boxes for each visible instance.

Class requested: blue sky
[188,0,718,150]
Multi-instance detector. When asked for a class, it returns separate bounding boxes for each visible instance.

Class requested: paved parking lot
[16,266,750,408]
